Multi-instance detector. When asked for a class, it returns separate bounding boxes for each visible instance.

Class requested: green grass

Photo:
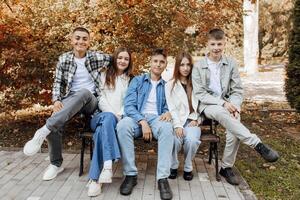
[234,111,300,200]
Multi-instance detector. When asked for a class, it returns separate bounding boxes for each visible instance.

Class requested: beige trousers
[203,105,261,168]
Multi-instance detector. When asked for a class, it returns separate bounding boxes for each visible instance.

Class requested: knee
[76,88,93,100]
[116,117,135,136]
[185,136,200,146]
[102,112,117,123]
[214,109,231,121]
[226,134,240,145]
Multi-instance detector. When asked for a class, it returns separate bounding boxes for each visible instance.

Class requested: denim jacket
[124,73,169,122]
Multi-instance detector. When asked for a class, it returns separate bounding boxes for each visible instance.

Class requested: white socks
[103,160,112,169]
[37,125,51,137]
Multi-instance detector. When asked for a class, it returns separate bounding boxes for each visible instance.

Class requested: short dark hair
[151,48,167,58]
[73,27,90,35]
[207,28,225,40]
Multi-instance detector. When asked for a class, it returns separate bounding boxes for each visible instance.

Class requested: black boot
[219,167,240,185]
[168,168,178,179]
[120,175,137,195]
[255,143,279,162]
[183,171,193,181]
[158,178,173,200]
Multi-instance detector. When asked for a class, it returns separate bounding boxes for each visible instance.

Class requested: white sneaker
[42,164,64,181]
[87,180,102,197]
[98,168,113,183]
[23,127,49,156]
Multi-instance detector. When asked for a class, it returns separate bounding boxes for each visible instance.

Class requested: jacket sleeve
[228,59,243,109]
[192,61,225,106]
[165,82,183,128]
[124,77,145,122]
[52,56,64,102]
[95,51,112,69]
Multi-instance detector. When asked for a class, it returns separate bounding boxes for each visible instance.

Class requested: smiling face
[207,38,225,62]
[71,30,90,56]
[116,51,130,74]
[179,57,192,78]
[150,54,167,78]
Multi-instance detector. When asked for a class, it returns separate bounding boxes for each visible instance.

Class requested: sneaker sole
[43,167,64,181]
[98,177,112,183]
[88,189,101,197]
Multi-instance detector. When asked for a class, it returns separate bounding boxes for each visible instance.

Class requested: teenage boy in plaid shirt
[23,27,111,181]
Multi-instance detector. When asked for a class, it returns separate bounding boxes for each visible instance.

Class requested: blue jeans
[88,112,121,180]
[171,121,201,172]
[116,114,174,180]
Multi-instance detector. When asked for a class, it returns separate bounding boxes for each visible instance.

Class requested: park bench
[78,117,221,181]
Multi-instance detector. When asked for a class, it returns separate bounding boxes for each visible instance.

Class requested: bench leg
[90,139,93,160]
[208,142,213,164]
[214,142,221,181]
[79,137,86,176]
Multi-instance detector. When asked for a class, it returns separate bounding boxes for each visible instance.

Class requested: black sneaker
[120,175,137,195]
[168,168,178,179]
[219,167,240,185]
[254,143,279,162]
[158,178,173,200]
[183,171,193,181]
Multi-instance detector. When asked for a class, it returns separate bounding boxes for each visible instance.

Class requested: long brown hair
[171,51,194,113]
[105,47,133,89]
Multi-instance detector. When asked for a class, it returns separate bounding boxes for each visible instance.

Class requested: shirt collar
[205,53,228,66]
[145,73,165,85]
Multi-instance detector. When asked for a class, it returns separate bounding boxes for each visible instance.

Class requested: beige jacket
[192,55,243,114]
[165,80,199,128]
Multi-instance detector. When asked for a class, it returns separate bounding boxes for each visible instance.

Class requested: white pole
[243,0,259,74]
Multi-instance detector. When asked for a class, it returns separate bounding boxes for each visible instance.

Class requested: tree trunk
[243,0,259,74]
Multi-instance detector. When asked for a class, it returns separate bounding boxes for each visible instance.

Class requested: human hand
[175,127,184,139]
[223,102,239,119]
[53,101,63,113]
[139,120,152,142]
[187,120,198,127]
[159,112,172,122]
[116,114,122,121]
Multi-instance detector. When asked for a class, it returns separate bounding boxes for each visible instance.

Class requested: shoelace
[159,180,170,191]
[123,177,136,185]
[34,133,46,144]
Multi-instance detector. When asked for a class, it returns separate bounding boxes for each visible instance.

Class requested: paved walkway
[0,151,256,200]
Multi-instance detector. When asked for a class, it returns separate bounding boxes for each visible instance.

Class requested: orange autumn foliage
[0,0,241,110]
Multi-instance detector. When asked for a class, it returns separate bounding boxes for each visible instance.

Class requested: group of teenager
[23,27,279,200]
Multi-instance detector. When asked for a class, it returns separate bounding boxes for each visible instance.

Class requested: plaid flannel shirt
[52,50,112,102]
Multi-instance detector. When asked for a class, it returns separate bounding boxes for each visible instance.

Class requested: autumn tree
[0,0,242,110]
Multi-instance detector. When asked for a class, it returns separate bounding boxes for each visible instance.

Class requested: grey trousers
[46,88,98,167]
[203,105,261,168]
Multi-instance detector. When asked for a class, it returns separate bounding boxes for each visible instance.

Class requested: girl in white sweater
[87,47,133,197]
[165,51,201,181]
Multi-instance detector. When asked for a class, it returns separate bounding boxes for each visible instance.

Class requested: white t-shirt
[70,57,96,93]
[207,57,222,97]
[142,80,159,115]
